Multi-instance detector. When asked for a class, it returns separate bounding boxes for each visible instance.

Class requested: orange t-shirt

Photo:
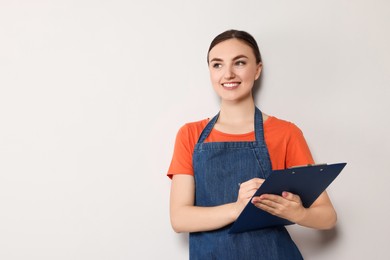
[167,116,314,178]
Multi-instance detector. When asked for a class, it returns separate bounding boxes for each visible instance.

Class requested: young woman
[167,30,337,259]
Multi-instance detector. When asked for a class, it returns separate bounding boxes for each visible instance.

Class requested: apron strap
[254,107,265,142]
[254,107,273,178]
[197,107,265,144]
[197,112,219,144]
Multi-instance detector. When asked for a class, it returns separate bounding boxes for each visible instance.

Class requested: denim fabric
[190,107,303,260]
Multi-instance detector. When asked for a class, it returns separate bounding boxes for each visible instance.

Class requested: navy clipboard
[229,162,347,234]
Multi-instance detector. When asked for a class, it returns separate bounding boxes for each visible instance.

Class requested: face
[208,39,262,103]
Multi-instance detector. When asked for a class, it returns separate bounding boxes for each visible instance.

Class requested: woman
[167,30,337,259]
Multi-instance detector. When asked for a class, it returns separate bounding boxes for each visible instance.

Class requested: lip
[222,82,241,90]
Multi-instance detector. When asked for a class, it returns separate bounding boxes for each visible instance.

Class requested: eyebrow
[209,55,249,63]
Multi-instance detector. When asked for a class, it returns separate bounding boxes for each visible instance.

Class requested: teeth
[223,83,239,88]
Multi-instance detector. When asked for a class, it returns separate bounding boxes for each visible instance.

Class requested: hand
[251,191,307,223]
[234,178,265,218]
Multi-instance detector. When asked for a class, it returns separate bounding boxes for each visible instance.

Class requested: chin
[218,93,252,103]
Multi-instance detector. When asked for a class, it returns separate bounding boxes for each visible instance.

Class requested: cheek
[242,68,259,81]
[209,71,221,85]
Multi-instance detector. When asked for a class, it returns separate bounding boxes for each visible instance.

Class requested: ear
[255,62,263,80]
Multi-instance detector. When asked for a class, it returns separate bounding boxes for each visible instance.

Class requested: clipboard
[229,162,347,234]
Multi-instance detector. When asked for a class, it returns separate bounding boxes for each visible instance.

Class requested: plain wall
[1,0,389,259]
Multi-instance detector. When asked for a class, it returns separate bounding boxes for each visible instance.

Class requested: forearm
[296,205,337,230]
[169,175,262,233]
[170,202,238,233]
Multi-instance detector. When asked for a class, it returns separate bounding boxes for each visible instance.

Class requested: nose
[224,65,235,79]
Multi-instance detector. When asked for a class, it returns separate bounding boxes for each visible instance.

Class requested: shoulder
[178,118,208,136]
[180,118,209,132]
[265,115,314,167]
[175,118,209,144]
[265,116,303,137]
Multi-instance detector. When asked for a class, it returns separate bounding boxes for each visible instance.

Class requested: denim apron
[190,107,303,260]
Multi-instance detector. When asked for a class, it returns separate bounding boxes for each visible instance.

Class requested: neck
[219,98,255,124]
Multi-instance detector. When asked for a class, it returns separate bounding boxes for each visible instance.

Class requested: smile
[222,82,240,89]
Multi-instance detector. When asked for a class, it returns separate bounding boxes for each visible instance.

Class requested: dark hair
[207,29,262,64]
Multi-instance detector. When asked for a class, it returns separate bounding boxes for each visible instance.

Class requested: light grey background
[1,0,389,259]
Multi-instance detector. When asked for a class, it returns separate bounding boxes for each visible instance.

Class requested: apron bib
[190,107,303,260]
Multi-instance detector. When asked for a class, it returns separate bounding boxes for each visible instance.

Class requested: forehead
[208,39,255,61]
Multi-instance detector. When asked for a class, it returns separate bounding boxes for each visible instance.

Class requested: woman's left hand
[251,191,307,224]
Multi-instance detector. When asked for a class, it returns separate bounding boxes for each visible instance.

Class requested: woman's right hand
[234,178,265,218]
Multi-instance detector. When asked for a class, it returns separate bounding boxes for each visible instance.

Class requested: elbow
[172,225,184,233]
[171,222,188,234]
[328,211,338,229]
[322,210,338,230]
[170,220,182,233]
[170,214,186,233]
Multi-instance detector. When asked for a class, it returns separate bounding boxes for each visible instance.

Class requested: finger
[239,191,257,200]
[243,177,264,182]
[251,178,265,184]
[252,200,278,215]
[238,179,266,201]
[239,183,258,194]
[282,191,301,202]
[241,178,265,188]
[239,183,260,192]
[238,186,260,200]
[252,196,280,209]
[252,178,265,187]
[259,194,285,204]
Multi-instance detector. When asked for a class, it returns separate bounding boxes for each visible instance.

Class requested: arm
[170,174,264,233]
[252,190,337,230]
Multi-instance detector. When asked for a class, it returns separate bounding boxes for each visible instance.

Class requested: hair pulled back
[207,29,262,64]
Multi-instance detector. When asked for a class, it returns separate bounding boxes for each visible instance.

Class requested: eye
[235,60,246,66]
[211,63,222,69]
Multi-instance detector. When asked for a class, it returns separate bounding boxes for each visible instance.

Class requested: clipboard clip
[289,163,327,169]
[289,163,327,174]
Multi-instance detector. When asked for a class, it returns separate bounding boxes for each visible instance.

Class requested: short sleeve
[285,124,315,168]
[167,125,195,179]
